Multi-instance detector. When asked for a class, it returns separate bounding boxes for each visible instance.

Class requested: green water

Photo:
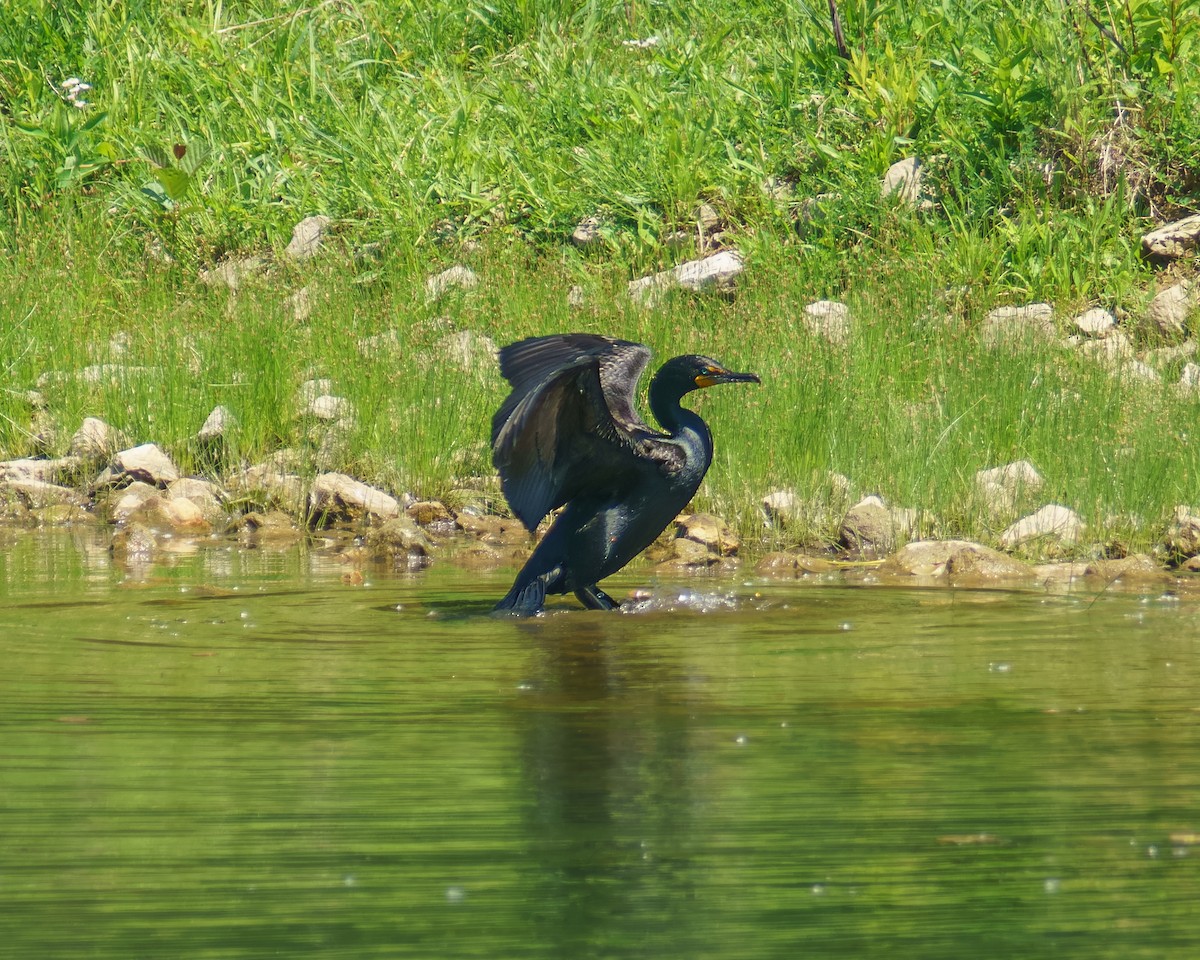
[2,530,1199,958]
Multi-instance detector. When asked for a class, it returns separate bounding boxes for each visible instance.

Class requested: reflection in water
[2,531,1200,958]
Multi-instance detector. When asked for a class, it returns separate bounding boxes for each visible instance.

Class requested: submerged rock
[883,540,1033,581]
[366,516,434,568]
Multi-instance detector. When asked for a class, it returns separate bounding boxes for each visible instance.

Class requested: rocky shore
[4,411,1200,595]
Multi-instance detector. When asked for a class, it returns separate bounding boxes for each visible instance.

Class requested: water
[2,530,1200,958]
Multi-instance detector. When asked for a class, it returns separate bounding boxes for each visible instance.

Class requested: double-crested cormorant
[491,333,760,615]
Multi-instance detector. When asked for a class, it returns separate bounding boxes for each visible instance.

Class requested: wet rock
[68,417,122,461]
[129,494,212,534]
[571,216,602,246]
[102,481,161,523]
[1071,307,1117,337]
[1147,280,1197,337]
[981,303,1055,345]
[425,264,479,301]
[284,215,330,261]
[655,536,725,569]
[802,300,851,346]
[455,512,528,545]
[883,540,1032,580]
[1000,504,1084,549]
[407,500,453,525]
[110,522,157,561]
[628,249,744,306]
[755,551,838,576]
[1083,554,1170,584]
[1163,505,1200,560]
[1142,214,1200,260]
[308,472,401,526]
[365,516,433,567]
[975,460,1044,517]
[676,512,740,556]
[840,495,918,554]
[0,478,89,512]
[112,443,181,486]
[233,510,303,542]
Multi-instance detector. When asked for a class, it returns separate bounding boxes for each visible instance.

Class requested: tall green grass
[2,1,1200,555]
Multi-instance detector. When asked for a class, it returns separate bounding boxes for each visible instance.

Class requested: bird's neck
[649,383,710,445]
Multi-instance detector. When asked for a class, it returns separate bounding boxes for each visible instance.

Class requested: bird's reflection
[512,616,702,952]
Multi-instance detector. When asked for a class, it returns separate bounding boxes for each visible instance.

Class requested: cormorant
[491,333,760,615]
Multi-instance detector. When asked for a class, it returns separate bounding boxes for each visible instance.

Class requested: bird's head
[656,354,761,394]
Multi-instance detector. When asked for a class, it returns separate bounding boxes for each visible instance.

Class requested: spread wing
[491,334,673,532]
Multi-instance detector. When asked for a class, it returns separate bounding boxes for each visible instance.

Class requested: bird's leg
[574,584,619,611]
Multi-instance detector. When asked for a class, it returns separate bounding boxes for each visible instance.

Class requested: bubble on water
[811,884,826,896]
[445,885,466,903]
[734,734,749,746]
[1043,878,1061,894]
[516,682,535,692]
[780,721,789,729]
[240,610,251,620]
[394,604,403,612]
[343,874,357,887]
[989,661,1012,673]
[1147,845,1159,858]
[838,622,852,631]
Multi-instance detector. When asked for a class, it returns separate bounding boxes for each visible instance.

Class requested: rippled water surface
[3,530,1200,958]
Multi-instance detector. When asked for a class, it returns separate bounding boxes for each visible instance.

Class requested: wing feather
[491,334,663,531]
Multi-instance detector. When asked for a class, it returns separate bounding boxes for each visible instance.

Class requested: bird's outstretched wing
[491,334,669,532]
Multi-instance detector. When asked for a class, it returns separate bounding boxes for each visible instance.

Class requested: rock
[1147,280,1197,337]
[306,394,354,422]
[1080,332,1134,364]
[298,379,334,405]
[981,303,1055,345]
[308,472,401,526]
[425,264,478,301]
[1144,340,1197,369]
[168,477,226,523]
[571,216,602,246]
[285,286,313,322]
[567,284,586,309]
[435,330,497,374]
[130,494,211,533]
[840,495,918,554]
[110,522,157,561]
[675,512,739,556]
[225,464,306,514]
[0,478,89,512]
[197,405,236,441]
[1163,505,1200,560]
[233,510,303,542]
[628,249,744,306]
[999,504,1084,549]
[975,460,1043,517]
[755,552,837,576]
[1142,214,1200,259]
[802,300,851,346]
[1118,359,1160,384]
[36,364,156,390]
[0,456,84,486]
[455,512,528,545]
[761,488,801,527]
[200,256,266,293]
[881,156,933,208]
[1072,307,1117,337]
[112,443,180,486]
[407,500,453,525]
[696,203,721,231]
[656,536,724,569]
[68,417,121,460]
[284,215,330,261]
[883,540,1033,580]
[446,541,509,569]
[1180,363,1200,395]
[1083,554,1170,583]
[761,474,853,533]
[365,516,433,567]
[102,481,161,523]
[356,329,403,357]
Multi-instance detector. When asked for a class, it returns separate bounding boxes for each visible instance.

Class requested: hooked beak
[694,369,761,388]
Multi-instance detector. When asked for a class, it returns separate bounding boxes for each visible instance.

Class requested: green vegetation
[2,0,1200,555]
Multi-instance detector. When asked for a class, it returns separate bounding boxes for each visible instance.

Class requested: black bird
[491,333,760,615]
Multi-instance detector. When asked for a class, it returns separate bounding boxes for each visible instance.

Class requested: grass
[2,0,1200,558]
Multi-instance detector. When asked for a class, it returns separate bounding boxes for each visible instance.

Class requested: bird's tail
[492,574,547,617]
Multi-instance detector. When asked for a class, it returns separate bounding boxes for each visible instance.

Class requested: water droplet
[811,883,826,895]
[838,622,852,631]
[1043,878,1060,894]
[734,734,749,746]
[393,604,403,612]
[780,721,789,728]
[240,610,250,620]
[1147,845,1159,858]
[989,661,1012,673]
[343,874,357,887]
[445,885,466,903]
